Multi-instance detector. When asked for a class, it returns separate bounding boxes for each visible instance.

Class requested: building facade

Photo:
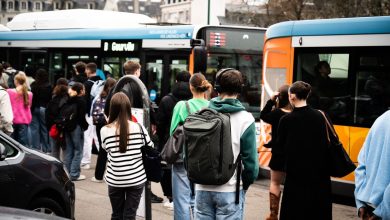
[160,0,225,25]
[0,0,106,25]
[116,0,161,20]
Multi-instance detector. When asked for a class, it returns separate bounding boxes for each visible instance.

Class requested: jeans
[30,107,50,152]
[194,190,246,220]
[172,163,194,220]
[108,184,144,220]
[11,124,28,146]
[64,125,84,180]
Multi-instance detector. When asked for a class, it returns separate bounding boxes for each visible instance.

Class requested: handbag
[160,101,190,164]
[138,123,162,183]
[319,111,356,178]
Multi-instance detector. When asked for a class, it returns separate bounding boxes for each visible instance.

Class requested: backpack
[89,79,105,100]
[91,96,107,125]
[160,101,190,164]
[57,102,78,132]
[183,108,238,185]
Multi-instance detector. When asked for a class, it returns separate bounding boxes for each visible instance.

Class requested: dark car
[0,206,69,220]
[0,132,75,219]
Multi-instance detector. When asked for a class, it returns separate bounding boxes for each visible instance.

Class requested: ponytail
[22,83,29,106]
[14,72,30,106]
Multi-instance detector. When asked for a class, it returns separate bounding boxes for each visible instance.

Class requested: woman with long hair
[91,77,117,183]
[30,68,52,153]
[100,92,153,220]
[169,73,212,220]
[63,82,88,181]
[261,85,292,220]
[7,72,33,146]
[46,78,69,160]
[277,81,332,219]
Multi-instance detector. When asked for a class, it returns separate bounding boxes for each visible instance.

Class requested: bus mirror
[191,39,207,74]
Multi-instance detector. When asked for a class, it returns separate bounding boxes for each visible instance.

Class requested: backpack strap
[185,101,191,114]
[235,154,242,204]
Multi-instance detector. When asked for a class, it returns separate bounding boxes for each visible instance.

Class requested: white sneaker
[73,175,86,181]
[91,177,103,183]
[163,201,174,211]
[81,164,90,170]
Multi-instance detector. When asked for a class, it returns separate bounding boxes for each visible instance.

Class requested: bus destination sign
[101,40,141,53]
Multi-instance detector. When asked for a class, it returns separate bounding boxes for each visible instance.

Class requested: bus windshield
[200,27,265,120]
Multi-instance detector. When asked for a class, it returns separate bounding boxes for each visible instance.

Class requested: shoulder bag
[160,101,190,164]
[138,123,162,183]
[319,111,356,178]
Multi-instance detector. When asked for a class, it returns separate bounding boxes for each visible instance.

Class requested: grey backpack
[183,108,239,186]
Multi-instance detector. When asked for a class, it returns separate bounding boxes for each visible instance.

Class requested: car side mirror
[0,143,7,161]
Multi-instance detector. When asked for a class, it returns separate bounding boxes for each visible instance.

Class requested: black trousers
[108,184,144,220]
[94,123,106,180]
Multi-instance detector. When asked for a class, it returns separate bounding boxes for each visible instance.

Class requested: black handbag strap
[318,110,339,143]
[137,122,147,146]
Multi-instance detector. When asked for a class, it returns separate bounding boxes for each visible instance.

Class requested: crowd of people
[1,59,389,220]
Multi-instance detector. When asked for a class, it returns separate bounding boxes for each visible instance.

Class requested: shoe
[73,175,86,181]
[163,201,174,211]
[91,177,103,183]
[81,164,90,170]
[150,193,163,203]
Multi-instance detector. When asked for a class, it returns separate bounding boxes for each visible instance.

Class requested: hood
[172,81,192,101]
[209,97,245,113]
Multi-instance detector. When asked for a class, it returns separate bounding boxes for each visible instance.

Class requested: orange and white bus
[259,16,390,197]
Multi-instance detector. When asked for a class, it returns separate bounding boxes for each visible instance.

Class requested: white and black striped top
[101,121,153,187]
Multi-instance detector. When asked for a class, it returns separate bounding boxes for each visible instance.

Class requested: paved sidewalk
[74,155,357,220]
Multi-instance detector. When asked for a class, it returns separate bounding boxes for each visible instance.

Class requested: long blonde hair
[14,72,30,106]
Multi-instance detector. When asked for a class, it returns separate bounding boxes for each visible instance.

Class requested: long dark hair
[100,78,116,98]
[108,92,132,153]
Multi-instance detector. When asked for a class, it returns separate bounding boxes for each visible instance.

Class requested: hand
[358,207,369,220]
[271,92,280,102]
[151,124,157,135]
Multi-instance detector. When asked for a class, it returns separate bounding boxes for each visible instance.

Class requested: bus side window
[354,54,390,127]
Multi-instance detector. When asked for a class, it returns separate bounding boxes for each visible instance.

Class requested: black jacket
[156,81,192,151]
[31,82,52,109]
[64,96,89,131]
[46,93,69,128]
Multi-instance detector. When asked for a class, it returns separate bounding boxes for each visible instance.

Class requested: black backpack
[57,102,78,132]
[183,108,239,185]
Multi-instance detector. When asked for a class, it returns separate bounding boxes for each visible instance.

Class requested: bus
[259,16,390,197]
[0,10,265,120]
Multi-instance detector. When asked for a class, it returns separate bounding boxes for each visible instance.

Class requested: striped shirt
[101,121,153,187]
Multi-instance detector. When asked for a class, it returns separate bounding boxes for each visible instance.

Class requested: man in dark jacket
[156,71,192,208]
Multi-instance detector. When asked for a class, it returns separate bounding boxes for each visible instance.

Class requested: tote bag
[319,111,356,178]
[138,123,162,182]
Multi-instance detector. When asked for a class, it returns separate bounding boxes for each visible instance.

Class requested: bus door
[19,50,47,70]
[143,53,188,105]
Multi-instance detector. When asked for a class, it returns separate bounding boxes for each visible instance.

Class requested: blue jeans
[194,190,246,220]
[11,124,28,146]
[172,163,194,220]
[30,107,50,152]
[64,125,84,180]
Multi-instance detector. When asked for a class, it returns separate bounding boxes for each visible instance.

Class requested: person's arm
[0,93,13,124]
[355,133,369,211]
[140,123,154,148]
[373,183,390,219]
[240,122,259,190]
[260,99,276,123]
[275,116,288,156]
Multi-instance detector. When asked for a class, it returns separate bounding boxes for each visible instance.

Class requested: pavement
[74,154,358,220]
